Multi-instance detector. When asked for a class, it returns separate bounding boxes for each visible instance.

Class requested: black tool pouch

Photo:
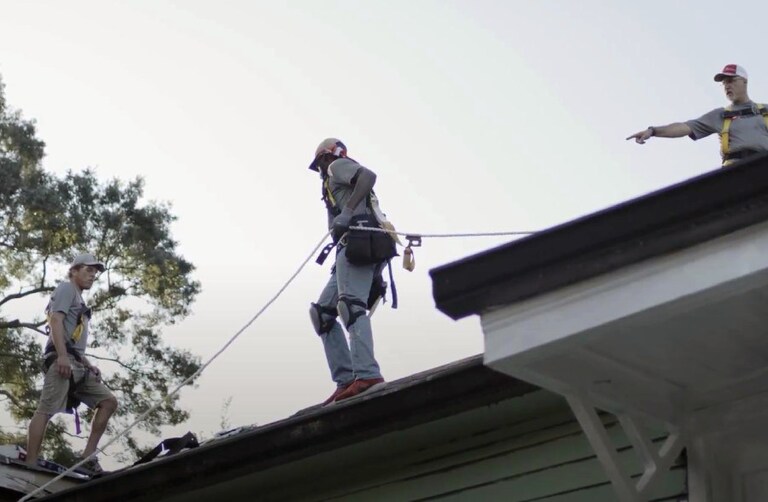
[345,214,398,266]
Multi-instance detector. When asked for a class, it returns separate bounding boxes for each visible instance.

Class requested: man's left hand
[332,207,354,241]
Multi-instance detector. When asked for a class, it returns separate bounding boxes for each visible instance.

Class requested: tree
[0,75,202,465]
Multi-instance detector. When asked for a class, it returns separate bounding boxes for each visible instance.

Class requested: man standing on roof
[308,138,392,405]
[627,64,768,166]
[26,253,118,476]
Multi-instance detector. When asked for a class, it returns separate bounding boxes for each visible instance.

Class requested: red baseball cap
[714,64,748,82]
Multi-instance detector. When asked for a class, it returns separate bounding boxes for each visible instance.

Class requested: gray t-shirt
[44,281,90,355]
[325,158,373,229]
[686,101,768,154]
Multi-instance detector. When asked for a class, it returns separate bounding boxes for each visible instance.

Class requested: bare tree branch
[1,349,139,377]
[85,353,140,375]
[27,326,47,335]
[0,286,54,308]
[0,390,26,411]
[0,319,47,335]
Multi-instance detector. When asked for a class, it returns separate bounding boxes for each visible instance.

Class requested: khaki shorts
[36,354,115,416]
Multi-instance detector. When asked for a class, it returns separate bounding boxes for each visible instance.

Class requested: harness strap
[43,344,84,368]
[322,178,340,216]
[338,296,368,328]
[386,260,398,309]
[315,242,336,265]
[721,104,768,161]
[721,106,733,159]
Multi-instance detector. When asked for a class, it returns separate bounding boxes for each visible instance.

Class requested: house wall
[171,390,687,502]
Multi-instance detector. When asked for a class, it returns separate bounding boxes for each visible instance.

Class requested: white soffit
[480,220,768,426]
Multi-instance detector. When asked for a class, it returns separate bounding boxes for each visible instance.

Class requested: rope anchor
[402,235,421,272]
[405,234,422,248]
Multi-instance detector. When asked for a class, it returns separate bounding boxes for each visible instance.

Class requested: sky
[1,0,767,467]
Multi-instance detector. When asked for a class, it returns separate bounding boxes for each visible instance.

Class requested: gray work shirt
[325,158,373,229]
[686,101,768,155]
[44,281,90,355]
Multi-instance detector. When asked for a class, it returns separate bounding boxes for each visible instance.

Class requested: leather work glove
[332,207,354,242]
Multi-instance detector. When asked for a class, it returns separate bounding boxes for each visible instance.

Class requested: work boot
[334,378,385,402]
[74,456,106,477]
[322,382,352,406]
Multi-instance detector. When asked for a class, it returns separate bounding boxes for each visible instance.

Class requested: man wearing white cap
[627,64,768,165]
[26,253,118,476]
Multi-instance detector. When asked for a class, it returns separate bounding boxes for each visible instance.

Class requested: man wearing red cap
[627,64,768,166]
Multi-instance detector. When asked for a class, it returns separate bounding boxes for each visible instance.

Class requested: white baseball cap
[714,64,748,82]
[70,253,105,272]
[308,138,347,172]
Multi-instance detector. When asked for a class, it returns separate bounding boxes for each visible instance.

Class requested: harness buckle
[405,234,422,248]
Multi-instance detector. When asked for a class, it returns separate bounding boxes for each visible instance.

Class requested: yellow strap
[722,104,768,164]
[720,106,733,158]
[71,323,84,343]
[323,178,336,208]
[47,311,85,342]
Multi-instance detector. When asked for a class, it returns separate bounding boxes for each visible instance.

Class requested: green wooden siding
[318,418,685,501]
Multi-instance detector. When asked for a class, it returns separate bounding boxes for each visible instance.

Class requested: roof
[41,355,537,501]
[431,152,768,319]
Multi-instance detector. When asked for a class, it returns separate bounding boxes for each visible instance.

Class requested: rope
[348,225,535,239]
[20,231,332,502]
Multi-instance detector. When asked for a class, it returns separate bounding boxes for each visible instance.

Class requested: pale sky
[1,0,767,467]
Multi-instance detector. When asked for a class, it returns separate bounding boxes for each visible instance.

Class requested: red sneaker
[322,383,352,406]
[334,378,386,402]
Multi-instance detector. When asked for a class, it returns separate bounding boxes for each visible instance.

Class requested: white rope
[20,224,535,500]
[348,225,536,239]
[20,231,332,501]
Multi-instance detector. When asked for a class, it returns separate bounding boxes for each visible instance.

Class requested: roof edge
[431,153,768,319]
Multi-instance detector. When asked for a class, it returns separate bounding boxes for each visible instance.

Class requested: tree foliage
[0,76,201,464]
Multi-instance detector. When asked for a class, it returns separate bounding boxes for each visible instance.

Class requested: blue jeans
[315,247,383,385]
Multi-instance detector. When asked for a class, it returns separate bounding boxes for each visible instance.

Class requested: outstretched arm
[626,123,692,144]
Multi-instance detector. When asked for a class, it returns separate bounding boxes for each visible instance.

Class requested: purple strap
[74,408,81,435]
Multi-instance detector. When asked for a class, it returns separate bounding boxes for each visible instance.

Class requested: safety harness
[42,305,92,433]
[316,166,400,310]
[720,103,768,165]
